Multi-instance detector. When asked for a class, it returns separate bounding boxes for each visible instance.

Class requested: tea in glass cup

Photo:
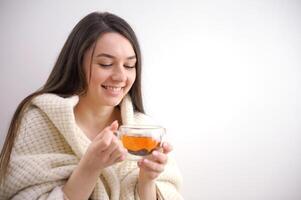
[115,125,166,156]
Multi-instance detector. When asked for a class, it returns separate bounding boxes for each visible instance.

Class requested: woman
[0,12,183,200]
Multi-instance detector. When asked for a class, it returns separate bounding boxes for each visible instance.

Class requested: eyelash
[124,65,135,69]
[99,64,112,67]
[99,64,135,69]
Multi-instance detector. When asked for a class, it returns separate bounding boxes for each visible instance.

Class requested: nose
[111,65,127,82]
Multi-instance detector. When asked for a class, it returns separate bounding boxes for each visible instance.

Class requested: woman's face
[83,32,137,107]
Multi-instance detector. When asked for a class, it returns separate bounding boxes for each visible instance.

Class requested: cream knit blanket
[0,94,183,200]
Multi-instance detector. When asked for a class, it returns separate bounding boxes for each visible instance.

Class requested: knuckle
[118,156,125,162]
[103,126,112,132]
[157,151,167,162]
[154,164,162,172]
[100,155,108,163]
[146,160,156,170]
[118,145,125,153]
[112,136,119,145]
[118,148,125,156]
[101,129,110,136]
[102,140,111,148]
[150,161,163,172]
[111,149,120,158]
[160,155,167,164]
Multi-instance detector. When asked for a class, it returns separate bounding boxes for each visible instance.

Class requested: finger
[140,158,164,173]
[151,150,168,164]
[94,125,113,140]
[98,130,114,151]
[114,150,127,163]
[110,120,119,132]
[94,120,118,141]
[137,162,159,180]
[109,146,127,163]
[162,142,173,154]
[102,136,119,157]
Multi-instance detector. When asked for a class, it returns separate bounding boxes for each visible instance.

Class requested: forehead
[93,32,136,58]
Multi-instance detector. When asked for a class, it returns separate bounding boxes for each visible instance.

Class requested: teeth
[104,86,122,91]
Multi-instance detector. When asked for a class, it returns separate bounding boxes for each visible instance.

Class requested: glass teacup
[115,125,166,157]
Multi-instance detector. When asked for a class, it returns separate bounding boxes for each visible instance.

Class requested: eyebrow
[96,53,136,60]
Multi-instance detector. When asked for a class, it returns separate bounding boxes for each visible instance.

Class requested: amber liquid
[121,134,160,156]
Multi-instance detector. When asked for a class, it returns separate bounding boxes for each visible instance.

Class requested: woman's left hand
[136,142,172,199]
[137,142,172,182]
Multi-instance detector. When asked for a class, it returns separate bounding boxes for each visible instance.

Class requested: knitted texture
[0,94,183,200]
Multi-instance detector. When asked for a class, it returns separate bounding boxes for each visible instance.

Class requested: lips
[102,85,125,90]
[101,85,125,96]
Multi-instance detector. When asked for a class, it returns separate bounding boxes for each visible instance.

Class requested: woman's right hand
[63,121,126,199]
[81,120,127,172]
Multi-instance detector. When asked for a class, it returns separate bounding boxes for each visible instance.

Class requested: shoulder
[18,93,77,132]
[13,104,72,155]
[21,104,49,128]
[28,93,79,134]
[31,93,79,110]
[18,100,57,136]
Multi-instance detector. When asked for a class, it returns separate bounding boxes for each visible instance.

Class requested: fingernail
[152,151,158,156]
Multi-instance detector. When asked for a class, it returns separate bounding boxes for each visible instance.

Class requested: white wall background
[1,0,300,199]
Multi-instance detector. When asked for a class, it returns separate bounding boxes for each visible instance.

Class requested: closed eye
[99,64,112,67]
[124,65,135,69]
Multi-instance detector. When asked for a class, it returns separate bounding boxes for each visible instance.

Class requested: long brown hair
[0,12,144,184]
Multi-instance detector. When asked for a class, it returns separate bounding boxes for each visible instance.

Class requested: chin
[103,97,123,106]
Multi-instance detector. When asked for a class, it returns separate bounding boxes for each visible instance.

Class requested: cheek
[90,68,108,85]
[128,71,136,86]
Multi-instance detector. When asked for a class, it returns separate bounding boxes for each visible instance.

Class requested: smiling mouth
[101,85,125,92]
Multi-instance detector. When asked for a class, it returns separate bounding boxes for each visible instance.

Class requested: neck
[74,95,121,139]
